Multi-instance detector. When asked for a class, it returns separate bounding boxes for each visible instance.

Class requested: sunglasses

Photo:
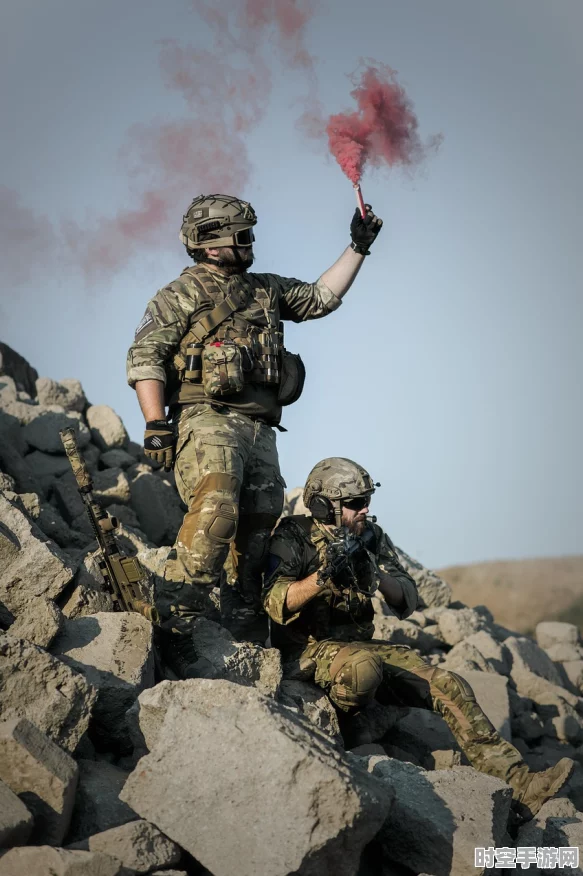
[343,496,371,511]
[233,228,255,247]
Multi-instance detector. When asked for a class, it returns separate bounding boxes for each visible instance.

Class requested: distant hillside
[438,556,583,634]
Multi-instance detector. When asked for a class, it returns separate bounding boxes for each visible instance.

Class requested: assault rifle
[60,427,159,624]
[320,523,377,595]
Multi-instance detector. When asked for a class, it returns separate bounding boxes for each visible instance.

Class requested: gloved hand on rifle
[316,536,356,596]
[144,420,175,471]
[350,204,383,256]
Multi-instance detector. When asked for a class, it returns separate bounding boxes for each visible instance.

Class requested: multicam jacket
[126,265,341,424]
[263,515,419,656]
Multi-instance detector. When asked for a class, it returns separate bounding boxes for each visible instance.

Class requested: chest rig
[172,266,282,392]
[292,517,377,628]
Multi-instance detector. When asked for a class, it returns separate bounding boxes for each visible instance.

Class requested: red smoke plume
[326,62,441,185]
[64,0,319,282]
[0,186,58,287]
[7,5,438,286]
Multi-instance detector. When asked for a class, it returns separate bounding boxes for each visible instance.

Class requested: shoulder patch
[134,308,155,341]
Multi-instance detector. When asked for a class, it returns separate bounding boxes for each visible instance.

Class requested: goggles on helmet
[232,228,255,247]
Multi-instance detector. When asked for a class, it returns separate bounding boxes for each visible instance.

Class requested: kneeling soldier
[263,457,574,821]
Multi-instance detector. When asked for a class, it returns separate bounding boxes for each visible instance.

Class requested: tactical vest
[280,516,377,643]
[166,265,304,408]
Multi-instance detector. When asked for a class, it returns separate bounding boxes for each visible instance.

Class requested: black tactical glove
[144,420,175,471]
[316,537,354,595]
[350,204,383,255]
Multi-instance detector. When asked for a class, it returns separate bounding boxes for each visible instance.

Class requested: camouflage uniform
[127,266,341,641]
[263,515,528,786]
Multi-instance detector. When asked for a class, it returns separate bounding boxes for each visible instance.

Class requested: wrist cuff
[350,241,370,256]
[146,419,169,430]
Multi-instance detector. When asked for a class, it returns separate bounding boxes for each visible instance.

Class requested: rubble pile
[1,342,583,876]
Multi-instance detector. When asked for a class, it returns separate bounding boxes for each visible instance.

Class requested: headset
[307,494,336,524]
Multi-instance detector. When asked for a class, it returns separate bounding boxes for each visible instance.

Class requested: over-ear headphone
[307,495,335,524]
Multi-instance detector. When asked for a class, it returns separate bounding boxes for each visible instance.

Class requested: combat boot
[159,631,215,680]
[508,757,575,821]
[337,710,374,749]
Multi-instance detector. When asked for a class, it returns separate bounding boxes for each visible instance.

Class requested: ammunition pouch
[201,342,245,398]
[277,350,306,406]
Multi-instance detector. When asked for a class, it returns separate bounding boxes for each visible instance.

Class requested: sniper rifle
[59,427,159,625]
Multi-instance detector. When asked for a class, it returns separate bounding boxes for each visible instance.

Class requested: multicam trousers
[291,639,525,784]
[158,403,285,642]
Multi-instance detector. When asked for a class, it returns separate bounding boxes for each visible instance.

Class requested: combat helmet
[303,457,377,528]
[179,194,257,251]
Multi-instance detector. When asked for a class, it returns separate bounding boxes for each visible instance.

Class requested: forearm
[378,572,406,613]
[135,379,166,422]
[319,246,366,300]
[284,572,321,613]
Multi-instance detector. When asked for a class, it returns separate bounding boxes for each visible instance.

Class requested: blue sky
[1,0,582,568]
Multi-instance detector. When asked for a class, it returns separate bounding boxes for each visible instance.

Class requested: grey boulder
[0,847,133,876]
[22,410,90,454]
[35,377,87,413]
[86,405,129,451]
[0,779,33,848]
[52,613,155,751]
[121,679,392,876]
[68,820,181,874]
[67,760,137,844]
[0,634,96,754]
[0,493,75,618]
[366,756,512,876]
[9,595,63,647]
[0,717,78,845]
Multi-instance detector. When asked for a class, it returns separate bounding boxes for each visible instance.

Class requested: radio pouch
[277,350,306,406]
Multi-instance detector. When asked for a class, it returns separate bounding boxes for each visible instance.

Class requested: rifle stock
[60,427,159,625]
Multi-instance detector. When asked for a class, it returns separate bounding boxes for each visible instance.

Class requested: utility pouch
[257,330,280,385]
[202,342,245,397]
[277,349,306,406]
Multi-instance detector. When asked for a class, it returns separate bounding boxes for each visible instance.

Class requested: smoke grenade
[326,61,442,206]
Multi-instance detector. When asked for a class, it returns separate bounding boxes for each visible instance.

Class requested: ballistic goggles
[231,228,255,247]
[343,495,372,511]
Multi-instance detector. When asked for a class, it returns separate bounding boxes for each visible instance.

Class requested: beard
[348,515,367,536]
[206,246,254,276]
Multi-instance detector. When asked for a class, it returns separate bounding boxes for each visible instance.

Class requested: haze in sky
[1,0,581,569]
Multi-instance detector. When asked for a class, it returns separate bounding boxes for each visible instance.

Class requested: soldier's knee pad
[431,668,477,703]
[179,472,240,547]
[331,650,383,710]
[204,497,239,544]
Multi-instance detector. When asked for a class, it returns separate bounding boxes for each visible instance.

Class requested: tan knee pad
[204,498,238,543]
[330,648,383,710]
[178,472,240,548]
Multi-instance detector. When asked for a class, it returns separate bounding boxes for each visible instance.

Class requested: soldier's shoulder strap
[270,515,319,571]
[180,265,249,345]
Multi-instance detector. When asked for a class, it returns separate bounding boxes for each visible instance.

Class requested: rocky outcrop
[0,780,33,848]
[0,634,96,754]
[121,680,392,876]
[52,613,155,752]
[1,343,582,874]
[0,718,78,845]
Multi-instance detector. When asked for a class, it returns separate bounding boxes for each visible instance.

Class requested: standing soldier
[263,457,575,822]
[126,194,382,678]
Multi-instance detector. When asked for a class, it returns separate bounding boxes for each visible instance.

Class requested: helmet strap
[332,500,343,529]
